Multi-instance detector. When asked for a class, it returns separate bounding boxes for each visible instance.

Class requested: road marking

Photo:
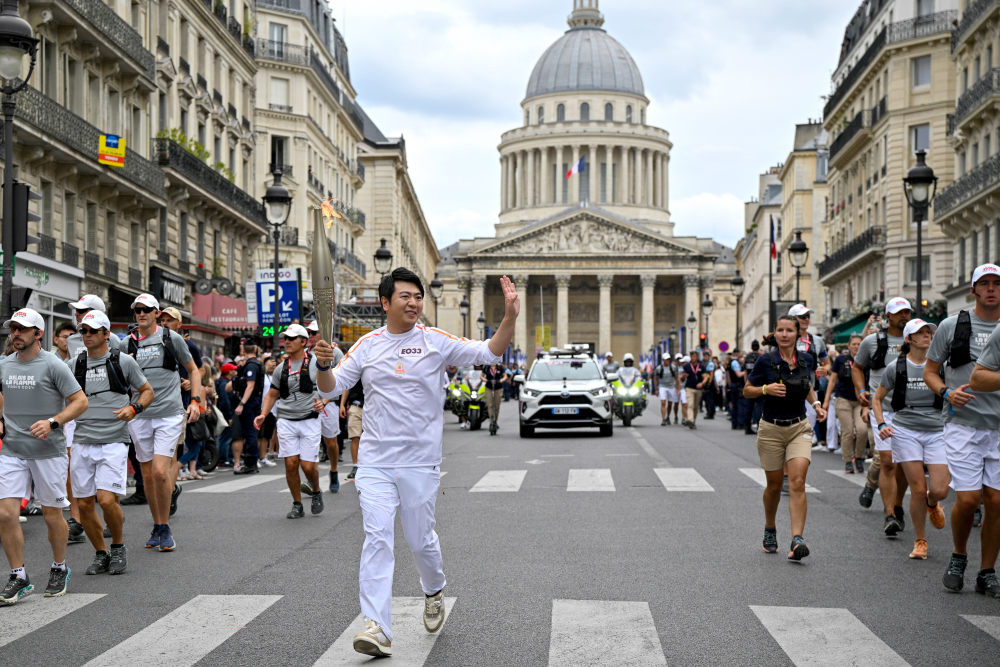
[470,470,527,492]
[477,455,510,459]
[567,469,615,492]
[825,469,909,494]
[526,459,548,465]
[739,468,819,493]
[962,615,1000,641]
[548,599,666,666]
[628,428,669,466]
[750,606,909,666]
[655,468,714,492]
[541,454,575,458]
[187,475,283,494]
[0,593,105,648]
[606,453,640,457]
[314,596,455,666]
[83,594,282,667]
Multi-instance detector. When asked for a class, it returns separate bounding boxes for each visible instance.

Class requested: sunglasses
[133,306,156,314]
[281,336,306,342]
[79,326,103,335]
[74,308,92,315]
[9,324,34,333]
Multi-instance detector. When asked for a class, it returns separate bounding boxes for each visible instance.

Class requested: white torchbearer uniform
[319,324,500,640]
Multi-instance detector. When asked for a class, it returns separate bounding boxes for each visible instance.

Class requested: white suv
[515,348,614,437]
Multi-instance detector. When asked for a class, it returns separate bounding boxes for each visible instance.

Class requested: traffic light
[699,333,708,349]
[12,181,41,254]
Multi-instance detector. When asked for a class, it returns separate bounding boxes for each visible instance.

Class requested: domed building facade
[438,1,736,360]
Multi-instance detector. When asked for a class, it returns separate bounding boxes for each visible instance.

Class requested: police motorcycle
[446,375,465,423]
[610,353,647,426]
[459,367,488,431]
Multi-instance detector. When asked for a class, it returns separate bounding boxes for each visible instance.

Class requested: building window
[228,237,235,280]
[973,231,980,266]
[973,143,980,168]
[986,135,992,159]
[975,56,981,81]
[986,226,992,265]
[912,55,931,88]
[906,256,931,286]
[269,22,286,46]
[179,212,189,261]
[270,77,289,108]
[41,38,57,99]
[625,105,633,123]
[106,211,117,259]
[916,0,934,18]
[910,124,930,153]
[86,203,97,252]
[537,105,544,124]
[960,237,967,281]
[580,102,589,121]
[40,181,52,236]
[963,67,969,93]
[65,192,76,243]
[604,102,613,121]
[959,151,967,176]
[158,208,167,255]
[197,220,205,268]
[556,103,565,122]
[130,222,141,266]
[816,149,828,182]
[988,45,994,70]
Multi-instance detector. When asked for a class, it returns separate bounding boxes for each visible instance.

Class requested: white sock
[52,561,67,572]
[11,566,26,579]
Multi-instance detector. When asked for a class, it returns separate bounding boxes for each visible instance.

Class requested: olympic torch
[311,213,335,342]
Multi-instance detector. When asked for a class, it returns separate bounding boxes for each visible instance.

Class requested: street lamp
[731,270,745,350]
[668,328,678,357]
[904,149,937,318]
[686,311,696,351]
[0,0,38,326]
[788,231,809,302]
[476,311,486,338]
[372,237,393,325]
[459,296,470,338]
[701,294,714,350]
[262,168,291,353]
[429,272,444,327]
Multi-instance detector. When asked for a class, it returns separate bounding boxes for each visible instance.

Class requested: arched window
[604,102,613,121]
[580,102,589,121]
[556,103,565,122]
[537,105,544,124]
[626,105,633,123]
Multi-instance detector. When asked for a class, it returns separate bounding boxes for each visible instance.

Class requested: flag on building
[565,156,585,179]
[769,215,777,260]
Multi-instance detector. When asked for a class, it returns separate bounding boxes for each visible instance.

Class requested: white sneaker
[424,591,445,633]
[18,516,26,523]
[259,458,272,468]
[353,618,392,657]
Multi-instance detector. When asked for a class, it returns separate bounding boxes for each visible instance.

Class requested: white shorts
[890,425,947,465]
[0,454,69,508]
[69,442,128,498]
[869,409,895,453]
[128,414,185,463]
[320,405,340,439]
[64,420,76,449]
[277,418,322,462]
[944,422,1000,492]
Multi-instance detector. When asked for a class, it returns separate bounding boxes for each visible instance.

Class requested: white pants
[356,466,444,641]
[69,443,128,498]
[128,415,185,463]
[825,406,839,448]
[319,404,340,439]
[804,400,817,429]
[0,454,69,508]
[869,409,895,452]
[276,418,322,462]
[945,422,1000,492]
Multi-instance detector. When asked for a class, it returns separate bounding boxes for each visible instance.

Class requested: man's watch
[939,386,949,398]
[191,396,202,403]
[48,418,60,430]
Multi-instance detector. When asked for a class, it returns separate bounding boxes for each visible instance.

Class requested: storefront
[16,252,83,348]
[191,292,252,360]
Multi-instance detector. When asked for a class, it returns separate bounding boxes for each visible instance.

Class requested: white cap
[4,307,45,331]
[674,353,683,361]
[69,294,107,312]
[281,323,309,339]
[903,318,936,338]
[885,297,912,315]
[623,353,635,362]
[788,304,812,317]
[972,263,1000,286]
[131,293,160,310]
[306,320,319,332]
[605,351,613,358]
[681,355,690,363]
[79,311,111,331]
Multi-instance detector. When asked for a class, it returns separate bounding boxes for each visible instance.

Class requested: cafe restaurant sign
[192,293,248,329]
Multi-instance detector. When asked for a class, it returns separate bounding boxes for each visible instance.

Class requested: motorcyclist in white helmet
[618,353,641,384]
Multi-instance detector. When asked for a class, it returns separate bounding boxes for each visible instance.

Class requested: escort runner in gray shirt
[73,352,149,444]
[927,311,1000,430]
[879,359,944,432]
[270,356,319,420]
[129,327,193,420]
[855,332,904,412]
[0,351,82,458]
[66,331,120,362]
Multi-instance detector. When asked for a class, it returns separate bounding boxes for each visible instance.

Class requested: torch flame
[321,197,342,228]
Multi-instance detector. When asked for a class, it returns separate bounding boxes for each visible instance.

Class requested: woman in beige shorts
[744,315,827,560]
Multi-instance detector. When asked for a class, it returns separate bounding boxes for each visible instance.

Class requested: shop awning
[830,313,869,345]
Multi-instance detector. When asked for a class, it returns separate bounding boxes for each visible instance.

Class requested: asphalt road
[6,398,1000,666]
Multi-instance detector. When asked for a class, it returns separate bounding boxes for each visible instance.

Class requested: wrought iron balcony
[38,234,56,260]
[818,226,886,280]
[129,268,143,290]
[888,10,957,44]
[346,207,366,229]
[307,172,326,194]
[954,68,1000,128]
[871,96,887,126]
[270,163,293,177]
[269,103,293,113]
[242,34,255,58]
[310,51,341,101]
[154,138,266,228]
[15,86,164,198]
[105,258,119,281]
[228,17,242,42]
[952,0,998,51]
[84,251,100,274]
[62,243,79,268]
[213,1,227,24]
[256,39,309,66]
[829,110,869,160]
[257,0,303,11]
[935,152,1000,219]
[824,27,886,118]
[64,0,154,79]
[341,250,366,279]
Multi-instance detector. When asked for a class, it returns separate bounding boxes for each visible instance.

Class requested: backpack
[949,310,973,368]
[74,349,129,396]
[126,327,178,372]
[871,331,889,370]
[743,351,760,375]
[278,352,315,399]
[836,356,854,385]
[890,355,943,412]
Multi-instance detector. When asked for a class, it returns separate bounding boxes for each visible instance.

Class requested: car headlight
[588,387,607,397]
[522,388,540,398]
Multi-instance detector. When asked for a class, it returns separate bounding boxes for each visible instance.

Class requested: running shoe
[18,516,25,523]
[927,500,946,530]
[330,471,340,494]
[787,535,809,561]
[660,418,668,426]
[762,527,778,554]
[854,458,865,474]
[311,490,324,515]
[108,545,127,575]
[353,618,392,657]
[121,492,147,506]
[883,514,902,537]
[233,465,259,475]
[67,518,86,543]
[0,574,32,605]
[859,485,876,508]
[25,498,42,515]
[943,553,968,592]
[894,505,906,532]
[844,461,854,474]
[287,502,304,519]
[424,590,445,633]
[44,567,70,597]
[300,480,314,496]
[85,551,110,575]
[974,507,983,527]
[347,466,358,480]
[145,525,162,549]
[158,526,176,552]
[976,569,1000,598]
[170,484,182,517]
[909,539,928,560]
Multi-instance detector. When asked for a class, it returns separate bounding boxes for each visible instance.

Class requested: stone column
[556,146,564,204]
[663,153,670,211]
[634,148,643,205]
[570,146,580,204]
[540,148,550,205]
[640,274,656,353]
[555,274,571,347]
[508,155,515,209]
[513,152,522,209]
[512,274,529,356]
[598,274,613,356]
[683,275,701,352]
[614,146,623,204]
[500,155,508,210]
[589,145,599,204]
[527,149,535,207]
[646,151,654,208]
[470,275,486,339]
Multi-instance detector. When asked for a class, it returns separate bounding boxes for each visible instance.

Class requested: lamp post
[904,149,937,318]
[459,296,470,338]
[788,231,809,303]
[262,168,291,353]
[668,328,677,358]
[701,294,714,350]
[730,270,745,350]
[686,311,696,351]
[372,237,393,326]
[429,272,444,327]
[476,311,486,339]
[0,0,38,326]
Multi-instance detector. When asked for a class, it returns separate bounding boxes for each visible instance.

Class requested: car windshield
[529,359,602,381]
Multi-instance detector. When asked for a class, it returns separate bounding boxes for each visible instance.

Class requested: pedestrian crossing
[7,593,1000,665]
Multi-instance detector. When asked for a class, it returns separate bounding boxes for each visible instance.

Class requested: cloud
[670,192,746,247]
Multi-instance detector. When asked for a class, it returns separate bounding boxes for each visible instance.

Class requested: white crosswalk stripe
[750,605,909,666]
[739,468,819,493]
[187,475,283,493]
[824,468,909,494]
[314,596,456,666]
[962,614,1000,641]
[567,468,615,492]
[82,594,282,667]
[548,599,666,666]
[654,467,714,491]
[0,593,105,649]
[470,470,527,492]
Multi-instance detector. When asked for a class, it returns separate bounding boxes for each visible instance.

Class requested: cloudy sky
[336,0,854,250]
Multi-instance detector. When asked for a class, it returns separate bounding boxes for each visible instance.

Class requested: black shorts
[230,413,243,441]
[259,413,277,441]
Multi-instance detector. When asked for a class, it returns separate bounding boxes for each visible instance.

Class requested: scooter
[460,374,487,431]
[611,374,647,427]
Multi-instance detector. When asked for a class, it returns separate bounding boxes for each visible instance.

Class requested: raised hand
[500,275,520,320]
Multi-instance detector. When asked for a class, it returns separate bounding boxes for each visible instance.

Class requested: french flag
[769,215,777,260]
[566,156,585,179]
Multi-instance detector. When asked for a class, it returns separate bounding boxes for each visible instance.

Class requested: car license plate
[552,407,579,415]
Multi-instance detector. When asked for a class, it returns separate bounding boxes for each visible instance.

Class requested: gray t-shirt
[796,332,827,360]
[855,331,905,413]
[879,358,944,432]
[66,331,120,363]
[73,352,148,445]
[927,310,1000,429]
[128,327,193,419]
[270,356,319,420]
[0,350,82,459]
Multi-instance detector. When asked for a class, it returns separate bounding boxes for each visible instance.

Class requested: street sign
[255,279,299,326]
